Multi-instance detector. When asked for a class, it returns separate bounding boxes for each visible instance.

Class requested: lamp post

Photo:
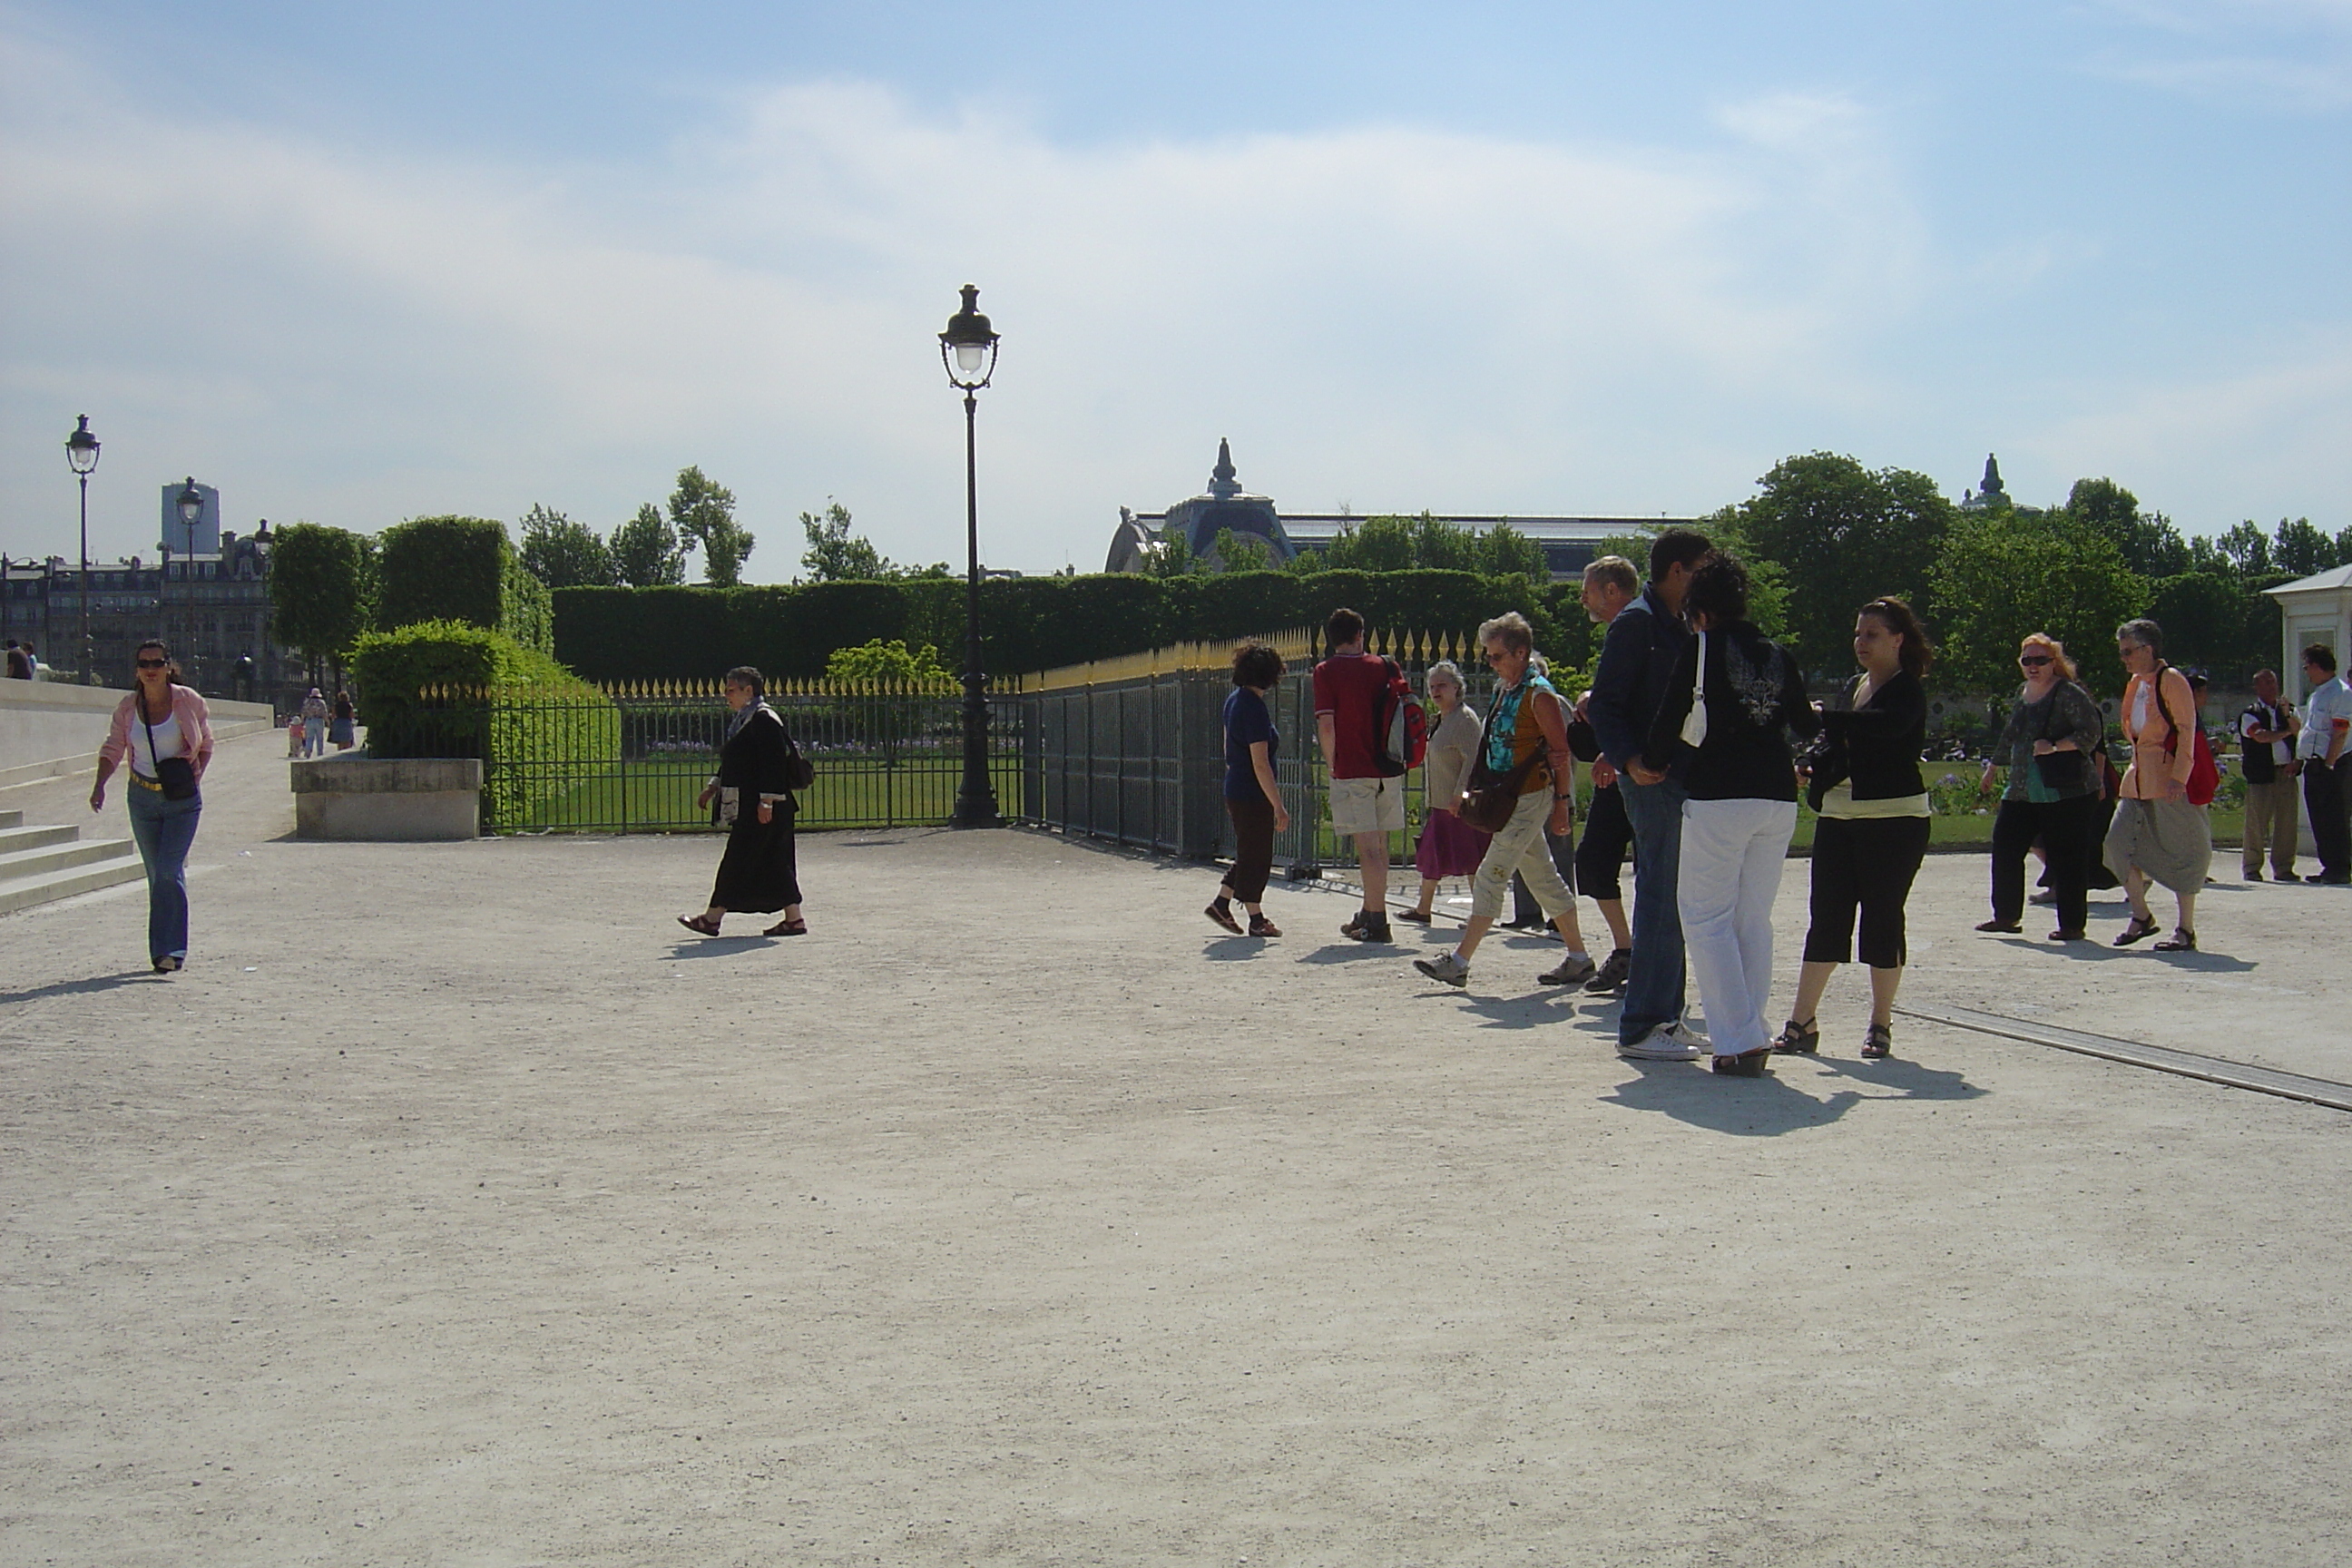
[939,283,1001,828]
[175,477,203,674]
[64,416,100,681]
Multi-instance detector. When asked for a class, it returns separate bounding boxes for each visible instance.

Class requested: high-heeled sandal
[1774,1018,1819,1054]
[1860,1022,1893,1059]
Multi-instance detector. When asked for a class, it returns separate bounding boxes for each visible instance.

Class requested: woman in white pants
[1638,554,1818,1076]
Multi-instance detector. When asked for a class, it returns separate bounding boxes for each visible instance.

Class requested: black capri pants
[1802,814,1931,969]
[1224,793,1277,903]
[1573,781,1633,902]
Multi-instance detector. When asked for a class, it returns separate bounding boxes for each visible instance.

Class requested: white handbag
[1679,632,1710,750]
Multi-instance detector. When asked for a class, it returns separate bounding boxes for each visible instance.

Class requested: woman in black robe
[678,666,806,936]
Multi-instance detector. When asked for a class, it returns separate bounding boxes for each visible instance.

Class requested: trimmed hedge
[377,515,554,655]
[553,570,1577,684]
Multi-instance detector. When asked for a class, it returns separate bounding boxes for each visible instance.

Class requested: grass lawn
[500,751,1026,832]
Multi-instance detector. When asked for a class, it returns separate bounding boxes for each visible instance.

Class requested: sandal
[1248,914,1282,938]
[677,913,722,936]
[1974,917,2022,934]
[763,917,808,937]
[1860,1023,1893,1059]
[2112,915,2160,947]
[2152,928,2197,953]
[1204,902,1243,935]
[1710,1046,1774,1077]
[1774,1018,1819,1054]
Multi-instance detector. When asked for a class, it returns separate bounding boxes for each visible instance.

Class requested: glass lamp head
[177,477,204,527]
[65,415,101,475]
[938,283,999,389]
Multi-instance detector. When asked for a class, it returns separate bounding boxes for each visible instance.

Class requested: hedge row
[552,571,1594,685]
[377,515,554,656]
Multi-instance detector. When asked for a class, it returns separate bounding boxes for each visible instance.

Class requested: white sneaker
[1414,951,1471,988]
[1619,1023,1704,1061]
[1666,1018,1711,1050]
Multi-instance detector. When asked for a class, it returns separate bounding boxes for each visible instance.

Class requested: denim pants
[126,784,202,960]
[1615,775,1689,1044]
[1677,797,1798,1058]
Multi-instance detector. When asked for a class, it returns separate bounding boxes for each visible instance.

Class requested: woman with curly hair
[1206,641,1290,938]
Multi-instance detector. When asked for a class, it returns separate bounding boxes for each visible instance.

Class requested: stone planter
[291,754,481,840]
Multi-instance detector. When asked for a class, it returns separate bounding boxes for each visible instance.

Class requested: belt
[129,771,163,791]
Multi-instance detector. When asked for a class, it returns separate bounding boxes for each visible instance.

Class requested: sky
[2,1,2346,582]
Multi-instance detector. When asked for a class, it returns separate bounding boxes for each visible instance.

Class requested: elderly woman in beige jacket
[2104,618,2210,952]
[1400,661,1488,923]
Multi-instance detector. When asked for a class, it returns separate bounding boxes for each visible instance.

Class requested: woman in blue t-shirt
[1208,641,1291,937]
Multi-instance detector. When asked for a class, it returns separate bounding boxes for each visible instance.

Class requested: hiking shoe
[1539,951,1598,986]
[1619,1024,1704,1062]
[1414,951,1470,987]
[1340,910,1393,942]
[1583,947,1632,994]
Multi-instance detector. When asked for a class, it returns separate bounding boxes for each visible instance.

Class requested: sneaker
[1583,947,1632,994]
[1666,1018,1711,1051]
[1619,1024,1704,1061]
[2243,868,2264,882]
[1341,910,1394,942]
[1248,914,1283,938]
[1204,902,1243,934]
[1540,951,1598,986]
[1414,951,1470,987]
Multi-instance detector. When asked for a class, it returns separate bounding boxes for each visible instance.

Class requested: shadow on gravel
[1446,992,1574,1030]
[1798,1055,1987,1102]
[1201,936,1272,961]
[663,936,776,959]
[1599,1065,1863,1135]
[1295,944,1407,965]
[0,971,161,1005]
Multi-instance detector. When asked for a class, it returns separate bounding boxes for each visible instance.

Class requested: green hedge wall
[553,570,1574,685]
[377,515,554,655]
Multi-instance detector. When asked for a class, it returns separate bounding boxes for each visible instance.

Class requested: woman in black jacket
[1639,554,1819,1076]
[1779,598,1933,1061]
[678,666,806,937]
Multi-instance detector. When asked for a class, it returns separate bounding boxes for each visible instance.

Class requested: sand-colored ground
[5,726,2348,1565]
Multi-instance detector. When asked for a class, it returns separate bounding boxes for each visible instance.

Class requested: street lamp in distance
[939,283,1001,829]
[176,477,203,670]
[64,416,101,682]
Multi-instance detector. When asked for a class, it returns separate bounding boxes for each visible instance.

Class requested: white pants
[1470,789,1574,922]
[1676,797,1797,1057]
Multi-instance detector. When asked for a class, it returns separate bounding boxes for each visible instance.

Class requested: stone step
[0,717,275,793]
[0,822,79,855]
[0,840,145,917]
[0,834,138,881]
[0,808,20,828]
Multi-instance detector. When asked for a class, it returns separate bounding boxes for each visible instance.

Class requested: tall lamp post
[64,415,101,681]
[175,477,203,673]
[939,284,1001,829]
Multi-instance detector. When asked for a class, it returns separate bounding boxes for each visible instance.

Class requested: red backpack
[1372,656,1429,778]
[2151,667,2219,807]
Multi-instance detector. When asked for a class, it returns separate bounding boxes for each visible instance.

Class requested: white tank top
[131,709,184,776]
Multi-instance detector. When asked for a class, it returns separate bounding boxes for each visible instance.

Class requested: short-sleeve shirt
[1311,653,1389,780]
[1223,687,1278,799]
[2302,677,2352,762]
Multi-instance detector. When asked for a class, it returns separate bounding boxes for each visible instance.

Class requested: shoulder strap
[2150,663,2181,756]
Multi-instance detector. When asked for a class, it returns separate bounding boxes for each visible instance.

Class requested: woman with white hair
[2104,618,2210,951]
[1399,659,1488,924]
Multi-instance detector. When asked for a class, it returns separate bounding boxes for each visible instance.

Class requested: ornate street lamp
[64,416,101,681]
[939,284,1001,828]
[176,477,203,669]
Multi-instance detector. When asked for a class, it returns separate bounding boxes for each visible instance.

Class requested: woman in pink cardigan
[2103,618,2210,952]
[89,640,214,973]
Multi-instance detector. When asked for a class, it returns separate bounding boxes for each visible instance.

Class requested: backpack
[2150,666,2219,807]
[778,716,817,792]
[1372,656,1429,778]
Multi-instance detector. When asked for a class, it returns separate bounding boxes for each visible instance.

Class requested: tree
[669,466,754,587]
[268,522,372,685]
[2216,520,2273,576]
[1210,526,1275,573]
[2273,517,2344,578]
[1319,514,1417,573]
[1476,520,1546,580]
[800,501,888,582]
[1731,453,1953,676]
[824,638,956,687]
[517,504,617,589]
[1929,511,2147,694]
[1411,513,1480,573]
[2065,478,2190,577]
[1144,527,1200,578]
[610,503,687,586]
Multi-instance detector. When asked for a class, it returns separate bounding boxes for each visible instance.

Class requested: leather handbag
[140,700,199,801]
[1457,691,1543,834]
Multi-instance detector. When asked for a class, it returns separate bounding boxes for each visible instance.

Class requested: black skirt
[710,805,799,913]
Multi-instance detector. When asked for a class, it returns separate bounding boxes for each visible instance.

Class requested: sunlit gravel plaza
[5,726,2350,1566]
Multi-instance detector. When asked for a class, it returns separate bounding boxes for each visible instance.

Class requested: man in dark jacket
[1587,527,1711,1059]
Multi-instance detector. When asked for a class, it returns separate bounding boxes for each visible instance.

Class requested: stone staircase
[0,808,145,917]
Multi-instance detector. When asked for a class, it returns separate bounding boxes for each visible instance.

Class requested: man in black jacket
[1586,528,1711,1060]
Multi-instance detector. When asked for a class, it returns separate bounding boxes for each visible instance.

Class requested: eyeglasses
[2018,655,2052,667]
[135,658,168,669]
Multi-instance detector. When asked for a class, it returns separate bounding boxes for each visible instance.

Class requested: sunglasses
[135,657,169,669]
[2018,655,2053,667]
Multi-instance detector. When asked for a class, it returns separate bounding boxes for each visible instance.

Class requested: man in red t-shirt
[1315,606,1402,941]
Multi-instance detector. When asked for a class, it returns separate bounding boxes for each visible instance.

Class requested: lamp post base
[951,790,1002,830]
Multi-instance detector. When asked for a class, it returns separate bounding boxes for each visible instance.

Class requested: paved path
[5,727,2348,1564]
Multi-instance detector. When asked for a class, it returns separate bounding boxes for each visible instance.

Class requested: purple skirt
[1416,808,1491,878]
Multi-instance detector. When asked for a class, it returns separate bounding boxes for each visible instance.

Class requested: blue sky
[3,1,2346,581]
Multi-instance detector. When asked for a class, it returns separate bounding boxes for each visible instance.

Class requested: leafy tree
[517,504,617,589]
[1144,528,1201,578]
[1319,514,1417,573]
[669,466,754,587]
[2273,516,2344,577]
[610,503,686,586]
[801,501,888,582]
[1411,513,1480,574]
[2147,570,2278,684]
[1730,453,1953,676]
[1598,514,1791,641]
[1930,511,2147,695]
[2216,520,2272,576]
[823,638,956,687]
[2065,478,2190,577]
[268,522,373,685]
[1210,526,1275,573]
[1476,520,1546,580]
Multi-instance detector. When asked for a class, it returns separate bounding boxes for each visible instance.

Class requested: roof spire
[1209,437,1240,499]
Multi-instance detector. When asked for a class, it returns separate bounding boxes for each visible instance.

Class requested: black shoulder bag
[141,693,199,800]
[1459,687,1544,834]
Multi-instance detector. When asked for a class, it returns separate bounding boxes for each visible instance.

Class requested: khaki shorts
[1328,775,1406,837]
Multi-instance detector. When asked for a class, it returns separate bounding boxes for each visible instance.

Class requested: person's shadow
[1601,1063,1863,1135]
[664,936,773,959]
[0,971,161,1006]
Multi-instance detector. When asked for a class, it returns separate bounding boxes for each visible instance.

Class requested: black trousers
[1991,794,2098,932]
[1803,815,1931,968]
[2307,758,2351,880]
[1224,794,1277,902]
[1573,782,1634,904]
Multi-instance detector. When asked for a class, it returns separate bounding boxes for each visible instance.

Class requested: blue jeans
[126,784,202,960]
[1615,775,1688,1044]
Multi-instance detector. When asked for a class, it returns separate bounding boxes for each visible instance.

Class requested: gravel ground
[5,726,2348,1566]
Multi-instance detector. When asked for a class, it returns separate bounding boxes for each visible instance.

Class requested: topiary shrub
[377,515,552,654]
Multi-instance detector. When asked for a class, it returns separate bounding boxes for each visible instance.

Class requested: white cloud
[2088,0,2352,108]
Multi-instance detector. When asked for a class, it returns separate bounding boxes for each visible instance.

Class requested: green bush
[377,515,553,654]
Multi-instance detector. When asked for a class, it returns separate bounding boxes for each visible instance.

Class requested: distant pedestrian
[2237,669,2301,882]
[2105,620,2210,951]
[1399,660,1487,924]
[1206,641,1289,938]
[4,638,30,680]
[1315,608,1401,944]
[1979,634,2106,941]
[329,689,357,750]
[678,667,806,937]
[1591,527,1715,1061]
[1783,597,1933,1061]
[2298,642,2352,884]
[1639,554,1818,1076]
[285,716,305,758]
[1569,556,1642,995]
[88,640,212,974]
[299,687,329,759]
[1412,613,1597,991]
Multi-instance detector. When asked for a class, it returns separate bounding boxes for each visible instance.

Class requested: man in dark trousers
[2299,643,2352,884]
[1587,528,1712,1060]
